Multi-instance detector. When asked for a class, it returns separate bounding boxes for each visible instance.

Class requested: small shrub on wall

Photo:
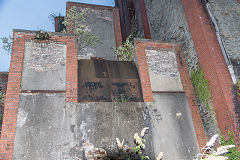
[115,35,134,61]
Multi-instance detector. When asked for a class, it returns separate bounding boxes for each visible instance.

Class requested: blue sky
[0,0,115,71]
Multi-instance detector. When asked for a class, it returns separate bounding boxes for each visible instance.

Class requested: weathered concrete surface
[13,92,199,160]
[151,93,199,160]
[146,49,183,92]
[209,0,240,60]
[76,7,117,60]
[21,41,66,91]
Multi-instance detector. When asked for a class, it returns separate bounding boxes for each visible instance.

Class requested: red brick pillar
[0,31,25,160]
[134,40,207,147]
[139,0,151,39]
[181,0,240,144]
[113,8,123,47]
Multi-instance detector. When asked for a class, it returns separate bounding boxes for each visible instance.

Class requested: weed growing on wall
[114,127,163,160]
[195,134,238,160]
[236,80,240,96]
[62,6,101,50]
[1,35,13,55]
[220,131,240,160]
[115,35,134,61]
[191,65,212,109]
[35,30,50,41]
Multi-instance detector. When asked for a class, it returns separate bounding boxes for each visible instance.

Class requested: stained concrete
[13,92,199,160]
[146,49,183,92]
[21,41,66,91]
[76,7,117,60]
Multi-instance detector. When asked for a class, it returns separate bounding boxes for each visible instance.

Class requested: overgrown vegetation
[115,34,134,61]
[195,134,238,160]
[236,80,240,97]
[0,91,6,134]
[35,30,50,41]
[1,35,13,55]
[191,65,212,109]
[220,131,240,160]
[114,127,163,160]
[62,6,101,50]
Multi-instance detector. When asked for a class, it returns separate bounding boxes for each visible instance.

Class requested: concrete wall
[13,93,199,160]
[21,41,66,91]
[145,49,183,92]
[70,4,117,60]
[144,0,198,71]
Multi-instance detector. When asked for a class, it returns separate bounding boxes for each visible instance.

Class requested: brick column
[113,8,123,47]
[134,40,207,147]
[135,41,153,102]
[139,0,151,39]
[181,0,240,144]
[0,31,25,160]
[66,37,78,102]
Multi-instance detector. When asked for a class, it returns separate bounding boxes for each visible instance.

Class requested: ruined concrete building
[0,0,240,159]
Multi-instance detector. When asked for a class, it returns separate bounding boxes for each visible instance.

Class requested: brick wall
[134,39,207,148]
[181,0,240,145]
[0,30,77,159]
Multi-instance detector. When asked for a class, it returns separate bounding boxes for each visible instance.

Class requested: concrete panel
[21,41,66,91]
[151,93,199,159]
[76,7,117,60]
[13,93,199,160]
[146,49,183,92]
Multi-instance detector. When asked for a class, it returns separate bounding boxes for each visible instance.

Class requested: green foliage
[35,30,50,41]
[62,6,101,50]
[115,35,134,61]
[115,128,152,160]
[1,35,13,55]
[236,80,240,96]
[220,131,240,160]
[118,94,129,103]
[191,65,212,108]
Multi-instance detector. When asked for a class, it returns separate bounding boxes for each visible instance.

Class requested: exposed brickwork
[55,16,65,32]
[181,0,240,145]
[113,8,123,47]
[0,30,77,159]
[139,0,151,39]
[134,40,207,148]
[115,0,127,42]
[135,41,153,102]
